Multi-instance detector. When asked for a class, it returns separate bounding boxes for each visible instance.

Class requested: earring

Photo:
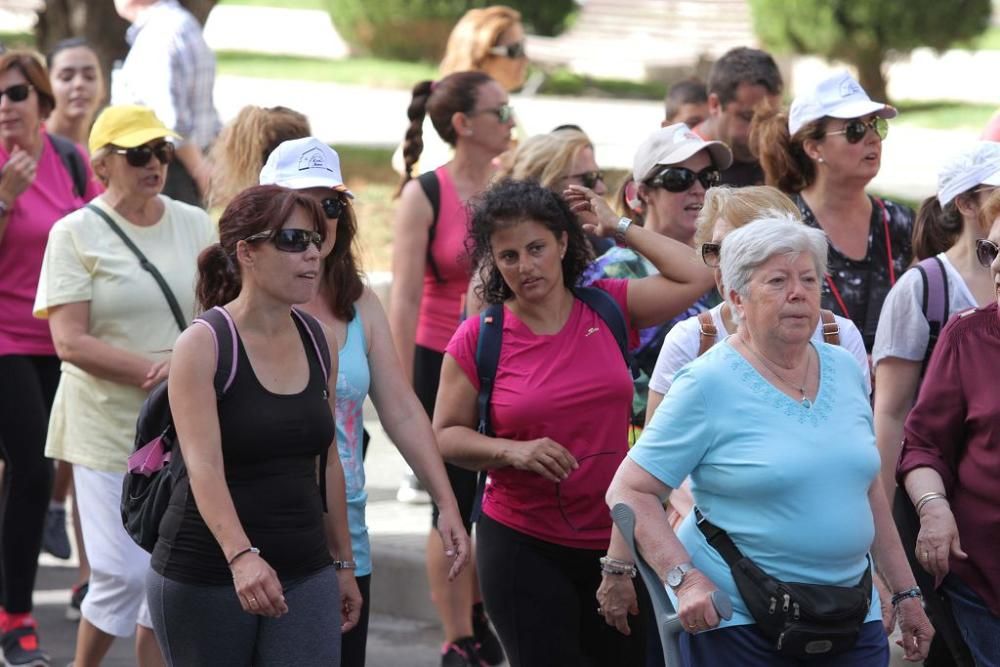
[817,157,825,164]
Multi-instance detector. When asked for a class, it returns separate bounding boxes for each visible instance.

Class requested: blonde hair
[694,185,801,247]
[439,6,522,75]
[497,130,593,190]
[207,105,311,210]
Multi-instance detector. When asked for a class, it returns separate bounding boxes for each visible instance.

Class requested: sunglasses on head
[568,170,605,190]
[646,166,720,193]
[111,141,175,168]
[488,41,526,59]
[976,238,999,268]
[243,228,323,253]
[701,241,722,267]
[0,83,31,104]
[826,117,889,144]
[321,196,347,220]
[469,103,514,124]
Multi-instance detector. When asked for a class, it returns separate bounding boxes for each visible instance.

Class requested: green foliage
[215,51,437,87]
[503,0,577,36]
[538,68,665,100]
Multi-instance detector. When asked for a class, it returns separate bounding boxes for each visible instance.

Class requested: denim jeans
[941,574,1000,667]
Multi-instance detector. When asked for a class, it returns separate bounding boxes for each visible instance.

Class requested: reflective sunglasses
[488,41,526,59]
[568,170,605,189]
[0,83,31,103]
[469,103,514,124]
[243,228,323,253]
[321,196,346,220]
[826,117,889,144]
[701,241,722,267]
[975,238,999,268]
[111,141,175,167]
[646,166,720,193]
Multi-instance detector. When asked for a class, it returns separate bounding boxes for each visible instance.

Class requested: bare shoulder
[396,178,434,228]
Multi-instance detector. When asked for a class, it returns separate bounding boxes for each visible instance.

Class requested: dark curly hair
[468,179,593,304]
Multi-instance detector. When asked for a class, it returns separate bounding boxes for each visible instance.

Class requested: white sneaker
[396,472,431,504]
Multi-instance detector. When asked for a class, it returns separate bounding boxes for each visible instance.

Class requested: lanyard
[824,197,896,321]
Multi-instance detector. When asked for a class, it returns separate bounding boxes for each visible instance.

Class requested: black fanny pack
[695,507,872,658]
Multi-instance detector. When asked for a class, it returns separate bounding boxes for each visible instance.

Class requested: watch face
[667,568,682,587]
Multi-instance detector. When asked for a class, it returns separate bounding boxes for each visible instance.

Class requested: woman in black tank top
[145,186,362,666]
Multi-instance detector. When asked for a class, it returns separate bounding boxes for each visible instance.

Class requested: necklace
[739,337,814,409]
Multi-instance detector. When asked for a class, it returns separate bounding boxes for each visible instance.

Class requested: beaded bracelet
[890,587,923,606]
[599,556,637,578]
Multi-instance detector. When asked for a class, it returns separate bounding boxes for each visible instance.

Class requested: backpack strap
[48,133,87,199]
[469,303,504,523]
[291,307,334,512]
[191,306,239,397]
[915,256,949,376]
[417,170,444,284]
[696,310,717,357]
[570,286,631,371]
[819,309,840,346]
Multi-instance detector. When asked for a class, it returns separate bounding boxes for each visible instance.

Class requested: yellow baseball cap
[88,105,180,155]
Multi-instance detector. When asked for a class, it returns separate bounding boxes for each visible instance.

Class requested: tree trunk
[852,49,889,104]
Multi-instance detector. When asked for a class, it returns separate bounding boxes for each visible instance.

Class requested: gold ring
[922,551,929,560]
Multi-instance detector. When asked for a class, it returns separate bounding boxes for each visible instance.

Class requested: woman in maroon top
[897,191,1000,665]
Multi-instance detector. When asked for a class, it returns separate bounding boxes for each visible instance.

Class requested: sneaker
[441,636,484,667]
[65,582,87,622]
[42,507,72,560]
[472,604,504,666]
[0,618,50,667]
[396,471,431,504]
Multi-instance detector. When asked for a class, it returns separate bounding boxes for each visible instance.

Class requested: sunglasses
[321,196,347,220]
[826,117,889,144]
[0,83,31,103]
[646,166,720,193]
[111,141,176,168]
[488,41,526,59]
[243,228,323,253]
[701,241,721,267]
[976,238,999,268]
[568,170,605,189]
[469,103,514,124]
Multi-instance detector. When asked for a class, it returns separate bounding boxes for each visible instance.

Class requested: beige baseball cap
[632,123,733,182]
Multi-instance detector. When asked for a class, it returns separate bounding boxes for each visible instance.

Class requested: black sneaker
[66,582,88,622]
[441,636,484,667]
[42,507,72,560]
[472,605,504,666]
[0,621,50,667]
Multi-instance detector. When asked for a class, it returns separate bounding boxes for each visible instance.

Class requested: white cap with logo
[632,123,733,183]
[259,136,354,197]
[788,71,896,135]
[937,141,1000,207]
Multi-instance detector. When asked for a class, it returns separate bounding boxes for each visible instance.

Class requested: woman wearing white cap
[870,142,1000,665]
[259,137,472,667]
[751,71,914,352]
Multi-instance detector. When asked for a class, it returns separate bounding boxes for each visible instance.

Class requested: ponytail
[397,80,434,196]
[196,243,241,310]
[912,195,964,261]
[751,106,824,194]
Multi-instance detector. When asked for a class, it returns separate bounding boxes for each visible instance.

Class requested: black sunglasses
[568,170,605,190]
[0,83,31,103]
[976,238,999,268]
[827,117,889,144]
[243,228,323,253]
[701,241,722,267]
[488,41,526,59]
[321,196,346,220]
[646,166,720,193]
[111,141,175,168]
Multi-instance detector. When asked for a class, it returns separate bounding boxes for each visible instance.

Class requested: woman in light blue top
[602,217,932,665]
[260,137,470,666]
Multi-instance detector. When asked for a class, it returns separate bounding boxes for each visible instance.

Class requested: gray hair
[720,215,828,322]
[90,145,112,186]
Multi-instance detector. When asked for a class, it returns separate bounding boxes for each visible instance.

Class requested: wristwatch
[665,562,694,590]
[615,216,633,244]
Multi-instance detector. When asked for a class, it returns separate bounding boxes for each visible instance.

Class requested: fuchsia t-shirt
[446,278,639,550]
[0,132,102,356]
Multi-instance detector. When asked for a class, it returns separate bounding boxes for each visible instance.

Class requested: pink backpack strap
[191,306,239,396]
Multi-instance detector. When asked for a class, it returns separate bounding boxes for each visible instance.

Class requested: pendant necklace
[740,338,813,408]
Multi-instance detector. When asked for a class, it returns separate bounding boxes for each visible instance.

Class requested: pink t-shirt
[446,279,639,550]
[415,166,471,353]
[0,133,102,356]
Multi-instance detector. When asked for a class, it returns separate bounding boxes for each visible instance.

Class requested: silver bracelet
[914,492,948,515]
[333,559,357,570]
[615,217,633,245]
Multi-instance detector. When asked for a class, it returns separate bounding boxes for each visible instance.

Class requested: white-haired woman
[604,217,933,665]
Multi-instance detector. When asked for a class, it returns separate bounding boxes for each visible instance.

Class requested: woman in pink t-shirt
[0,50,100,664]
[433,179,715,664]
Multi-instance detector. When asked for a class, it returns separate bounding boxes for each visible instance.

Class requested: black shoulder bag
[695,507,872,658]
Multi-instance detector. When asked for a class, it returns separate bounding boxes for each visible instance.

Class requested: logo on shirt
[297,147,334,172]
[585,327,600,337]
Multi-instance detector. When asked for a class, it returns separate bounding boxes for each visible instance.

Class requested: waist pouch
[695,507,872,658]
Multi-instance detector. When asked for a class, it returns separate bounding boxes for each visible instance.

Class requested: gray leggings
[146,566,341,666]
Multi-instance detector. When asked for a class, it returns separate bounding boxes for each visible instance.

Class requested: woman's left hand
[562,184,619,237]
[142,357,171,391]
[596,573,639,635]
[874,574,896,634]
[895,596,934,662]
[337,569,363,633]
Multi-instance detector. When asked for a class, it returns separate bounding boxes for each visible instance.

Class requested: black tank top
[152,314,336,585]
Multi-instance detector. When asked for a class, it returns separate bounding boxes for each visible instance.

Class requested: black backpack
[121,306,333,552]
[49,133,88,199]
[417,170,445,283]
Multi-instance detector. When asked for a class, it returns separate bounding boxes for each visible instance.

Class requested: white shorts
[73,464,153,636]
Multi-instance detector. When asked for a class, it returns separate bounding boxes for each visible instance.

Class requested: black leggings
[0,354,60,613]
[340,573,371,667]
[477,515,646,667]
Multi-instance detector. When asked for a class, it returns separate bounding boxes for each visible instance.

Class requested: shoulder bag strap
[86,204,187,333]
[819,309,841,346]
[417,171,444,283]
[469,303,504,523]
[916,256,949,376]
[48,133,87,199]
[696,310,717,357]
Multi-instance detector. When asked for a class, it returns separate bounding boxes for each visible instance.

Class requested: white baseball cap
[937,141,1000,207]
[632,123,733,182]
[788,71,896,135]
[259,136,354,197]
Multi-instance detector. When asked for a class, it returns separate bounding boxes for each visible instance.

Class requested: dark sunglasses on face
[646,166,720,193]
[111,141,175,168]
[975,238,999,268]
[469,103,514,124]
[568,170,605,189]
[488,41,526,59]
[826,117,889,144]
[243,228,323,253]
[321,196,346,220]
[701,241,721,267]
[0,83,31,103]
